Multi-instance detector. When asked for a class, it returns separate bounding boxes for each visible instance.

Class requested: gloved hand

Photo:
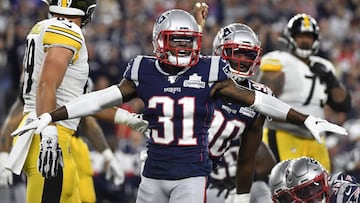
[114,108,149,134]
[192,2,209,31]
[11,113,52,137]
[310,61,340,89]
[102,148,125,186]
[0,152,13,187]
[208,175,236,198]
[38,125,63,179]
[304,115,348,144]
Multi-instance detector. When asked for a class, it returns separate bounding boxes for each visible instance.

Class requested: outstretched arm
[211,79,348,143]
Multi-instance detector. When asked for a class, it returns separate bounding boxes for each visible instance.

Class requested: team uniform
[124,55,229,203]
[18,17,89,203]
[329,172,360,202]
[207,80,272,203]
[260,51,332,171]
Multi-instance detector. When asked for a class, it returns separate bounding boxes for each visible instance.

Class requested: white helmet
[48,0,96,27]
[152,9,202,67]
[268,160,293,203]
[283,13,320,59]
[286,157,330,203]
[212,23,261,82]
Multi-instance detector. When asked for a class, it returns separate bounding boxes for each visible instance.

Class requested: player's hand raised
[304,115,347,144]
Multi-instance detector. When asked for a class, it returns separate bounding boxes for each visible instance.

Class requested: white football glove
[114,108,149,134]
[38,125,64,179]
[304,115,348,144]
[102,149,125,186]
[0,152,13,187]
[11,113,52,137]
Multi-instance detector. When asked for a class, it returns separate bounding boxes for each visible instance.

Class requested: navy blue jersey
[208,80,272,181]
[123,55,229,179]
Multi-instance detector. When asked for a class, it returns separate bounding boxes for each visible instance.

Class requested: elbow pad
[250,91,291,121]
[66,85,123,119]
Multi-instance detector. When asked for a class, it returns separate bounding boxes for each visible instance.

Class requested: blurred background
[1,0,360,202]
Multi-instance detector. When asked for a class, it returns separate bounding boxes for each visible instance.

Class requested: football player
[13,9,347,203]
[258,13,351,172]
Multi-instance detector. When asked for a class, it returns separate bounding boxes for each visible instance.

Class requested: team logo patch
[183,73,205,89]
[239,107,256,118]
[164,87,181,94]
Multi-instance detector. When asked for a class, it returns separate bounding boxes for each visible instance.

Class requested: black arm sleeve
[327,91,352,112]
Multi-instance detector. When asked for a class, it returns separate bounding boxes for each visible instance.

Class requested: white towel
[5,112,36,175]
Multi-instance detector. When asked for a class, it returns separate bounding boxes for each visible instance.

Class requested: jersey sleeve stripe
[43,31,82,52]
[48,25,82,40]
[259,58,282,72]
[130,56,143,86]
[209,56,220,82]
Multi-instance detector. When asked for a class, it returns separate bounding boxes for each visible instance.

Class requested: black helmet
[283,13,320,58]
[49,0,96,27]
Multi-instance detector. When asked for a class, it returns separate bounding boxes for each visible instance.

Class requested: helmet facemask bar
[289,171,330,203]
[155,30,202,67]
[220,42,261,80]
[272,190,294,203]
[81,4,96,27]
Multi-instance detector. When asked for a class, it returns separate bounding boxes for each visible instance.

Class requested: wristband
[41,125,57,137]
[234,193,250,203]
[114,108,131,124]
[102,148,115,162]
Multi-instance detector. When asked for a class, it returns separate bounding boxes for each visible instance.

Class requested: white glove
[102,149,125,186]
[11,113,52,137]
[114,108,149,134]
[0,152,13,187]
[304,115,348,144]
[38,125,64,179]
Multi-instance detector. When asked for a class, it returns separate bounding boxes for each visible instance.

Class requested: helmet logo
[222,27,233,39]
[301,15,313,32]
[156,15,167,25]
[58,0,72,8]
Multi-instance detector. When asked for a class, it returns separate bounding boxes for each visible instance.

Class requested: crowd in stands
[0,0,360,202]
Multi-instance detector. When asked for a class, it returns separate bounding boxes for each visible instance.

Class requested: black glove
[208,176,236,198]
[310,62,340,89]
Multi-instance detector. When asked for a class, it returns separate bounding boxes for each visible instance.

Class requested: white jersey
[260,51,335,138]
[22,17,89,130]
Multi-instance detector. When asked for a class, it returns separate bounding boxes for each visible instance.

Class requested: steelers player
[258,13,351,172]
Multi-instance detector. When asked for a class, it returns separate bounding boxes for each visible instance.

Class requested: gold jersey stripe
[48,25,82,40]
[44,31,82,51]
[260,58,282,72]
